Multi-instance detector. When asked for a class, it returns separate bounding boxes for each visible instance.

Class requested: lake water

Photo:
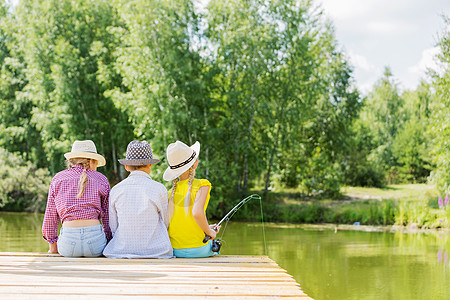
[1,212,449,300]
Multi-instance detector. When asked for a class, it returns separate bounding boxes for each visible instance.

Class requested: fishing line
[218,218,229,240]
[259,196,268,256]
[207,194,267,256]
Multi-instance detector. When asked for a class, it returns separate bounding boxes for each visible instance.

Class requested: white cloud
[319,0,449,92]
[408,47,441,75]
[319,0,421,21]
[347,51,376,72]
[358,81,376,96]
[366,21,415,35]
[344,51,382,95]
[318,0,374,19]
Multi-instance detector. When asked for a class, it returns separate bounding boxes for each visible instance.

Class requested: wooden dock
[0,253,312,299]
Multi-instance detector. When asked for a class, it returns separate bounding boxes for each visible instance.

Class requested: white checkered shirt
[103,171,174,258]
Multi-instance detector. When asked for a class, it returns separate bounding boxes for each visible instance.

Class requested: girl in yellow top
[163,141,220,258]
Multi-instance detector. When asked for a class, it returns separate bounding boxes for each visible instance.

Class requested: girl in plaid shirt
[42,140,112,257]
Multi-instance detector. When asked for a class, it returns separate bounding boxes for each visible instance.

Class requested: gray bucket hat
[118,141,160,166]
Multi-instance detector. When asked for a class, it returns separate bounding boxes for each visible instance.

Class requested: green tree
[343,115,385,187]
[392,81,432,182]
[206,0,281,201]
[349,69,433,186]
[206,0,360,200]
[358,67,404,183]
[0,1,46,165]
[13,0,133,179]
[0,0,373,213]
[106,0,210,183]
[0,148,51,212]
[429,15,450,194]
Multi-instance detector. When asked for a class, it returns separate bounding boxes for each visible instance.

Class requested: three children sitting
[42,139,219,258]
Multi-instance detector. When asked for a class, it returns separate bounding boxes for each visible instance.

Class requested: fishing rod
[203,194,262,244]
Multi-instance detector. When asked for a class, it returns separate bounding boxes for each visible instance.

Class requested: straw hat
[118,141,160,166]
[64,140,106,167]
[163,141,200,181]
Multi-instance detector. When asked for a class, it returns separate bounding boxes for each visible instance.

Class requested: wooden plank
[0,274,299,283]
[0,266,286,274]
[1,295,313,300]
[0,259,279,266]
[0,267,284,273]
[0,271,298,285]
[0,253,270,263]
[0,286,308,297]
[0,253,312,299]
[1,281,300,288]
[0,269,290,278]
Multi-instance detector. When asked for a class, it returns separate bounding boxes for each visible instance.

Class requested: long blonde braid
[168,178,178,221]
[66,158,91,199]
[184,166,195,214]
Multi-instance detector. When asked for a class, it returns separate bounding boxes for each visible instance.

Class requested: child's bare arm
[48,242,58,254]
[192,186,217,240]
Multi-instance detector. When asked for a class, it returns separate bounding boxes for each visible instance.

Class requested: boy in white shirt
[103,141,174,258]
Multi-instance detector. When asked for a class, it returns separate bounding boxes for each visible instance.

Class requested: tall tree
[392,81,432,182]
[429,15,450,194]
[106,0,210,182]
[205,0,360,200]
[0,1,46,164]
[206,0,279,199]
[359,67,404,183]
[13,0,133,179]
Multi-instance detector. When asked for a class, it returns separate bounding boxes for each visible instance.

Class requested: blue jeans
[173,240,218,258]
[57,225,107,257]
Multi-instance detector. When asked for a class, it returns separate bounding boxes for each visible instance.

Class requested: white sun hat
[64,140,106,167]
[163,141,200,181]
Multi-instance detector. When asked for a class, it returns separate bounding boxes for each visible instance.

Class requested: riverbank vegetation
[236,184,448,229]
[0,1,449,228]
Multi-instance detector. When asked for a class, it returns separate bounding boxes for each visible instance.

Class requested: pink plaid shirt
[42,165,112,243]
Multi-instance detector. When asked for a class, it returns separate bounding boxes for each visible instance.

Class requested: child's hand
[208,229,217,240]
[209,224,221,233]
[48,242,58,254]
[209,224,221,240]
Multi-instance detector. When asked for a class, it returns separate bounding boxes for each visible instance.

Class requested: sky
[318,0,450,94]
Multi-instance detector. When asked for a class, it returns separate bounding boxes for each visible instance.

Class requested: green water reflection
[1,212,449,300]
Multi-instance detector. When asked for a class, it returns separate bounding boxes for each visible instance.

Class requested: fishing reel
[203,232,222,252]
[212,239,222,253]
[202,194,262,253]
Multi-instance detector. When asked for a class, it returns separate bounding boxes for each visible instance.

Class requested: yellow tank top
[168,178,211,249]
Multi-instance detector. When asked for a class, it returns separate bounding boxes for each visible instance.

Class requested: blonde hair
[184,167,195,214]
[126,165,149,171]
[66,158,97,199]
[168,178,178,221]
[169,166,195,217]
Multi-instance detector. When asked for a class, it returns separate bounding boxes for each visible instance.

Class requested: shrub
[0,148,51,212]
[382,200,396,225]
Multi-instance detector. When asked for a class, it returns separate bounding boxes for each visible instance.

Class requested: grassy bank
[237,184,450,229]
